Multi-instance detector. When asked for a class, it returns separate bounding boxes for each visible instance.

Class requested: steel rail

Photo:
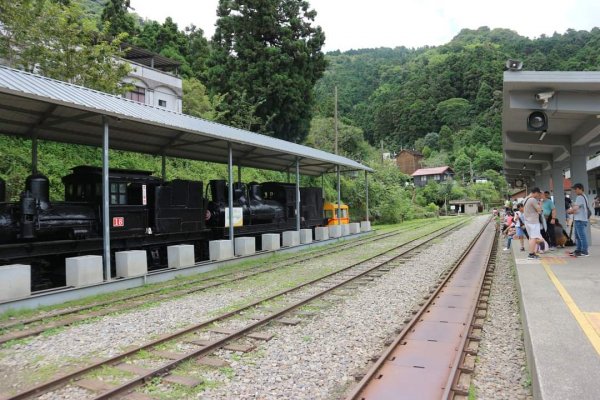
[91,220,469,400]
[6,219,467,400]
[345,217,494,400]
[0,220,433,340]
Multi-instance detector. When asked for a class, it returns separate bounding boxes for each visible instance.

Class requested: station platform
[513,223,600,400]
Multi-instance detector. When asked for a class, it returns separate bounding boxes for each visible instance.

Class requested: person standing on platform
[594,195,600,217]
[567,183,590,257]
[514,203,526,251]
[523,188,544,259]
[542,191,557,250]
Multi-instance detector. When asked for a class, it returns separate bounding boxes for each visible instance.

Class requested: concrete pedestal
[329,225,342,238]
[262,233,281,251]
[300,229,313,244]
[361,221,372,232]
[65,255,103,287]
[0,264,31,301]
[315,227,329,241]
[341,224,350,236]
[235,237,256,256]
[349,223,361,234]
[167,245,195,269]
[282,231,300,247]
[116,250,148,278]
[209,240,234,261]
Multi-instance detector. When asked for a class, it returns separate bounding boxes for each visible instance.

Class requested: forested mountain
[314,26,600,153]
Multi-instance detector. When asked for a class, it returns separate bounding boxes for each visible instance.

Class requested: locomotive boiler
[0,166,325,289]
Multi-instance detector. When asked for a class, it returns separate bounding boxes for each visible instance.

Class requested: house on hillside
[121,45,183,113]
[411,166,454,187]
[395,149,423,175]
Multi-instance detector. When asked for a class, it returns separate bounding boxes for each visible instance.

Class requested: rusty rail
[346,217,495,400]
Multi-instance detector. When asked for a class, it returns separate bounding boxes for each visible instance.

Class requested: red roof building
[411,166,454,187]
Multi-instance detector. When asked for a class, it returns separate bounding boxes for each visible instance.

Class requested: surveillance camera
[535,91,555,102]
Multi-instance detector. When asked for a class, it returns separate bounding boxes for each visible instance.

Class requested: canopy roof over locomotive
[0,66,372,177]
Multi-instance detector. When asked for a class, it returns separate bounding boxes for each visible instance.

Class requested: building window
[158,99,167,107]
[125,86,145,103]
[110,183,127,205]
[434,174,441,180]
[420,176,427,182]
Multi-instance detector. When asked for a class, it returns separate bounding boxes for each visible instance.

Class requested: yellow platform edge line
[541,260,600,356]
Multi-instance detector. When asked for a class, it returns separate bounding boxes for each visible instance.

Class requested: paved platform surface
[512,224,600,400]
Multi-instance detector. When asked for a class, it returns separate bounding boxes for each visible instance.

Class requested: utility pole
[380,140,384,164]
[334,85,338,155]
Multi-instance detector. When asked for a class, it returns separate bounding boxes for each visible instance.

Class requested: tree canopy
[206,0,327,141]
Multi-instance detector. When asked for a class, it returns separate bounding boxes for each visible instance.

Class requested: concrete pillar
[551,166,566,225]
[349,222,361,234]
[341,224,350,236]
[328,225,342,238]
[167,245,195,268]
[234,237,255,256]
[66,255,103,287]
[570,146,588,190]
[299,229,312,244]
[0,264,31,301]
[115,250,147,278]
[209,240,234,261]
[314,227,329,241]
[261,233,280,251]
[282,231,300,247]
[537,172,551,192]
[361,221,372,232]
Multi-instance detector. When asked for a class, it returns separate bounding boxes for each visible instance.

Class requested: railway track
[345,218,496,400]
[4,219,468,400]
[0,219,450,345]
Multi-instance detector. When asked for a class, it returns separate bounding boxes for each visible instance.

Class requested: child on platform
[503,222,516,251]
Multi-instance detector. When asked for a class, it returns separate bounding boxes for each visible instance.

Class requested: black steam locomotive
[0,166,324,288]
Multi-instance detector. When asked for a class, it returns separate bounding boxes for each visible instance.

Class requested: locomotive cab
[323,202,350,225]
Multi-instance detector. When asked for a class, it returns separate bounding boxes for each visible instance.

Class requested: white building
[121,45,183,113]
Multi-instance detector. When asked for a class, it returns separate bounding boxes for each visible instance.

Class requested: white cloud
[129,0,600,51]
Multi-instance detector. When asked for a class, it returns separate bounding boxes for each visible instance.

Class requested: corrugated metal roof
[0,66,372,176]
[411,166,452,176]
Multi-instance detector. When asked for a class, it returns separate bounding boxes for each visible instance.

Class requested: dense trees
[206,0,327,141]
[0,0,131,93]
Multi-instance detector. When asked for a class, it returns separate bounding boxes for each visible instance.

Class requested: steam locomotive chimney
[25,173,50,210]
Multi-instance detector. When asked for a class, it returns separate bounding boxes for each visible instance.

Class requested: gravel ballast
[471,234,533,399]
[0,221,454,395]
[200,216,490,399]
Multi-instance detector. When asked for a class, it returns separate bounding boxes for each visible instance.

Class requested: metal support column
[296,158,301,231]
[32,135,38,174]
[336,166,341,225]
[161,154,166,181]
[228,143,234,247]
[365,170,369,222]
[102,117,111,281]
[551,165,566,224]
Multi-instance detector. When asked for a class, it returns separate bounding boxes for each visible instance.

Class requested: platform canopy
[0,66,372,176]
[502,70,600,186]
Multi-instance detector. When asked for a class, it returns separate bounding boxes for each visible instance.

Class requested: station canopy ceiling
[0,66,372,177]
[502,70,600,184]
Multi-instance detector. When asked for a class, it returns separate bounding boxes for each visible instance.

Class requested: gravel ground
[471,234,533,400]
[0,223,446,395]
[199,216,490,400]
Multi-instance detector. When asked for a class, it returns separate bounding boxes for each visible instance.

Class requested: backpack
[581,195,592,219]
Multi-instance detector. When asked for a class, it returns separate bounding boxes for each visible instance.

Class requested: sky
[129,0,600,52]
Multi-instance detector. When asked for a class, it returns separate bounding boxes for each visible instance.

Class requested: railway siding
[0,218,462,397]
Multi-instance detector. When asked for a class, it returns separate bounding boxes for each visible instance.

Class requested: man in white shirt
[523,187,544,259]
